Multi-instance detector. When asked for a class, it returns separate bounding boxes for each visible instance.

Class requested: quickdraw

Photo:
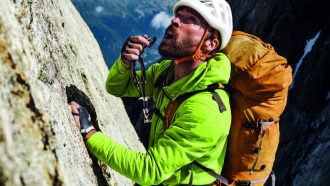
[128,36,156,124]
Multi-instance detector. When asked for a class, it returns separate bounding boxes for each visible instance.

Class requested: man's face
[158,7,208,58]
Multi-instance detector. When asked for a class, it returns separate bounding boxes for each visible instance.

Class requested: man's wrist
[83,129,96,141]
[120,56,131,68]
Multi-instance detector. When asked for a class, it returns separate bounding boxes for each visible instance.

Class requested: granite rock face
[228,0,330,185]
[0,0,144,185]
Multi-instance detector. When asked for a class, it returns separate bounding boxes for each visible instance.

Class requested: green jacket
[86,53,231,185]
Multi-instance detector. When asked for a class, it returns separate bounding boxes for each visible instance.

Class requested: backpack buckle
[243,121,260,129]
[244,120,277,129]
[235,180,251,186]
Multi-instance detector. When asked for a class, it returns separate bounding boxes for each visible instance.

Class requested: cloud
[95,6,104,13]
[151,12,173,29]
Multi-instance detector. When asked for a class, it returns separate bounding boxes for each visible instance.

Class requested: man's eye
[181,16,196,24]
[186,16,196,24]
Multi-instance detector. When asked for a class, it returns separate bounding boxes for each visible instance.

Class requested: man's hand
[69,101,81,128]
[121,34,151,66]
[69,101,96,141]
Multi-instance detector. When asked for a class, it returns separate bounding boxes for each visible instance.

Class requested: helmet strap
[173,27,212,65]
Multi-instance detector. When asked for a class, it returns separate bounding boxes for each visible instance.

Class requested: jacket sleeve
[85,92,230,185]
[105,56,156,97]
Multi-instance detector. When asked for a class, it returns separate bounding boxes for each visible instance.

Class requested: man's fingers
[69,101,80,108]
[121,35,150,64]
[125,47,141,56]
[69,102,79,112]
[69,101,78,107]
[127,41,144,52]
[130,36,150,48]
[122,52,139,61]
[68,101,81,128]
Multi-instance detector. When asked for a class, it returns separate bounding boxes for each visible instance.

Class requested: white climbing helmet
[173,0,233,50]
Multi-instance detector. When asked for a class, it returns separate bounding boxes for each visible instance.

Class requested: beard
[158,27,199,58]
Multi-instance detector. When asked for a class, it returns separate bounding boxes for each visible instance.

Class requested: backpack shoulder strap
[162,83,226,129]
[163,92,191,128]
[210,90,227,113]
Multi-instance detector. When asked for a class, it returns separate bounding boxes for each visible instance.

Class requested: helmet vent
[226,5,233,28]
[218,2,228,24]
[200,0,217,17]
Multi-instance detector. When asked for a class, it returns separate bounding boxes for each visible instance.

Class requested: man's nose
[171,17,181,27]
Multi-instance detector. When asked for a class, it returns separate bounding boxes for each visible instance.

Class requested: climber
[69,0,233,185]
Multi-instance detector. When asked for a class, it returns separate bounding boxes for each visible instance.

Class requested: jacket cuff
[117,55,131,69]
[85,131,110,145]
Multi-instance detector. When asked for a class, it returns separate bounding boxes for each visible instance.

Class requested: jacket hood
[163,52,231,100]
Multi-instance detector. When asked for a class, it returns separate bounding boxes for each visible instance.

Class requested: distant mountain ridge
[72,0,177,67]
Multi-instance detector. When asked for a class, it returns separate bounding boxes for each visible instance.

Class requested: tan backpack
[220,31,292,185]
[160,31,292,186]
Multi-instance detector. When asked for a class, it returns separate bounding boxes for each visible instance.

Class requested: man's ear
[203,38,219,53]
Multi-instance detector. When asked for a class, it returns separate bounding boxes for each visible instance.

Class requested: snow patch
[291,31,321,89]
[151,11,172,29]
[293,32,321,79]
